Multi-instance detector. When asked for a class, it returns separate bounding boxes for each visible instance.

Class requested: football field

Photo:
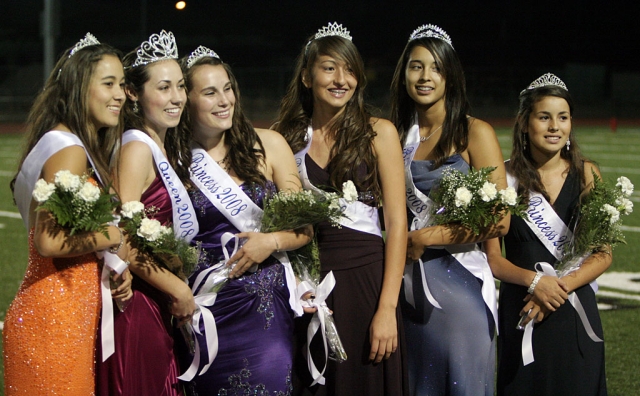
[0,126,638,394]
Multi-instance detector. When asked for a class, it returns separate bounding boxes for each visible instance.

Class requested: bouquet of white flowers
[555,174,633,277]
[430,166,527,235]
[32,170,118,237]
[120,201,202,279]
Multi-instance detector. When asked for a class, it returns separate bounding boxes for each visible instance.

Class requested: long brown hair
[274,34,380,201]
[510,85,587,201]
[180,55,267,187]
[11,43,123,194]
[121,51,192,183]
[390,36,470,169]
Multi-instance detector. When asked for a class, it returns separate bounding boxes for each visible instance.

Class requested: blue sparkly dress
[184,181,294,395]
[401,154,495,396]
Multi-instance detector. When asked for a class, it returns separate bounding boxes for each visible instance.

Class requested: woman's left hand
[228,232,274,278]
[111,268,133,301]
[407,230,426,261]
[369,306,398,363]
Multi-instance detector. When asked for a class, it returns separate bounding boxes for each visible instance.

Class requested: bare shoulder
[120,140,152,158]
[42,145,88,180]
[256,127,290,148]
[369,117,399,143]
[468,117,497,139]
[583,160,602,184]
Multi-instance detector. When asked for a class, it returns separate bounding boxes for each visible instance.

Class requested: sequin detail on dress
[243,261,286,329]
[216,359,293,396]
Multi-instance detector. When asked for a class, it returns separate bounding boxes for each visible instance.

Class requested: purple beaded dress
[184,181,295,395]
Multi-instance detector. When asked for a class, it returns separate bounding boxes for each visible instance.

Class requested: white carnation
[499,187,518,206]
[454,187,473,207]
[77,182,101,203]
[615,197,634,215]
[601,204,620,224]
[616,176,634,197]
[54,170,81,191]
[137,218,164,241]
[32,179,56,203]
[479,181,497,202]
[342,180,358,203]
[121,201,145,218]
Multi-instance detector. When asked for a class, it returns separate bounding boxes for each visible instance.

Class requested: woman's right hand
[169,281,196,326]
[519,295,551,325]
[531,275,569,311]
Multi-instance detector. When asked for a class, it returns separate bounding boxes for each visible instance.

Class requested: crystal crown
[314,22,352,41]
[523,73,568,92]
[186,45,221,69]
[69,33,100,57]
[130,30,178,68]
[409,24,453,48]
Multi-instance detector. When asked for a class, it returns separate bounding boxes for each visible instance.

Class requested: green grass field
[0,127,639,394]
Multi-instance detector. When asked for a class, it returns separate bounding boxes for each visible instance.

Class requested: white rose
[77,182,101,203]
[137,218,164,241]
[342,180,358,203]
[479,181,497,202]
[499,187,518,206]
[454,187,473,207]
[601,204,620,224]
[32,179,56,203]
[616,176,634,197]
[121,201,145,218]
[615,197,634,215]
[54,170,81,191]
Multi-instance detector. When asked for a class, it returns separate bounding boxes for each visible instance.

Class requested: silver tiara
[69,33,100,57]
[409,24,453,48]
[305,22,352,55]
[522,73,568,93]
[186,45,221,69]
[129,30,178,68]
[314,22,352,41]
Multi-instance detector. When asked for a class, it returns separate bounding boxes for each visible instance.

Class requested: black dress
[497,170,607,395]
[293,155,408,396]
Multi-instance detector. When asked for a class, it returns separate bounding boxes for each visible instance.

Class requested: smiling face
[87,55,125,130]
[527,95,572,158]
[188,64,235,137]
[132,60,186,135]
[304,54,357,115]
[404,45,446,110]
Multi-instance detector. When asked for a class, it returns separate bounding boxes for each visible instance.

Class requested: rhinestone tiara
[305,22,353,55]
[129,30,178,68]
[409,24,453,48]
[186,45,221,69]
[522,73,568,94]
[69,33,100,58]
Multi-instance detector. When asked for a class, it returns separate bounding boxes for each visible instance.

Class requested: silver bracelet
[528,272,543,295]
[109,226,124,254]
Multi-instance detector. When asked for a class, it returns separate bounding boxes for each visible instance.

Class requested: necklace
[216,152,230,172]
[420,124,443,143]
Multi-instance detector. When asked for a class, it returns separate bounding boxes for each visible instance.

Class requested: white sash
[506,171,602,366]
[122,130,198,243]
[189,144,301,316]
[13,130,126,362]
[293,125,381,237]
[401,121,498,333]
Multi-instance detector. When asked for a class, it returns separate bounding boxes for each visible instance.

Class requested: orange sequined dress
[3,228,101,395]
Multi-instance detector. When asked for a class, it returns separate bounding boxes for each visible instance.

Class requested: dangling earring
[133,100,139,114]
[523,133,528,150]
[565,138,570,151]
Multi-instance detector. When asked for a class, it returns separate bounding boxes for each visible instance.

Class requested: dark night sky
[2,0,639,119]
[3,0,638,70]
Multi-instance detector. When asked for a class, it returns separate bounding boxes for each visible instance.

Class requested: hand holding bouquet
[430,166,527,235]
[32,170,118,237]
[120,201,202,279]
[555,174,633,277]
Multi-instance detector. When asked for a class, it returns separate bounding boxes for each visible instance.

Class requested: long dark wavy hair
[11,43,123,194]
[121,51,192,183]
[390,36,470,169]
[510,85,587,201]
[274,34,381,202]
[180,54,266,187]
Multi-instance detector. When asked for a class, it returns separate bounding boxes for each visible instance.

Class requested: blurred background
[1,0,639,127]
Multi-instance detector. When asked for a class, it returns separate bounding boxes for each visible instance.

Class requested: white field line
[600,167,640,175]
[588,154,640,161]
[0,211,21,219]
[0,170,14,177]
[597,290,640,302]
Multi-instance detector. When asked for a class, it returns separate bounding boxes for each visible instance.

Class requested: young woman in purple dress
[178,46,312,395]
